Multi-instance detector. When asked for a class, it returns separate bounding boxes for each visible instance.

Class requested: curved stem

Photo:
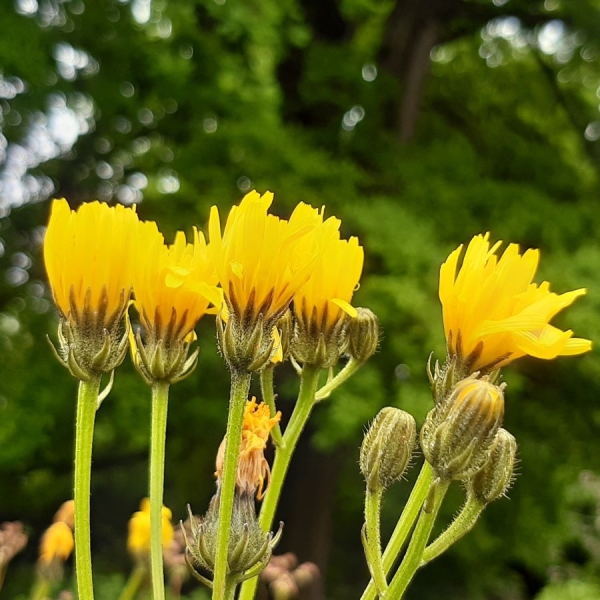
[315,358,361,402]
[150,381,170,600]
[212,369,252,600]
[385,479,450,599]
[237,364,321,600]
[363,488,387,594]
[421,496,484,565]
[118,565,147,600]
[360,462,433,600]
[74,376,101,600]
[260,366,284,448]
[29,579,51,600]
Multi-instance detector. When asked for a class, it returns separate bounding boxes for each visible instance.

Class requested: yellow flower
[133,221,221,345]
[39,522,74,565]
[216,398,281,499]
[439,233,592,373]
[209,190,322,324]
[44,199,139,325]
[127,498,174,556]
[294,216,364,333]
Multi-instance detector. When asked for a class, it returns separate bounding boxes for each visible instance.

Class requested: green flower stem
[224,580,238,600]
[360,462,433,600]
[149,380,170,600]
[118,565,147,600]
[212,369,252,600]
[363,488,388,594]
[315,358,360,402]
[74,375,101,600]
[421,496,484,565]
[237,364,321,600]
[260,366,284,448]
[385,479,450,600]
[29,579,51,600]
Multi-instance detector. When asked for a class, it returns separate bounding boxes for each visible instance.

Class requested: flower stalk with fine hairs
[130,221,220,600]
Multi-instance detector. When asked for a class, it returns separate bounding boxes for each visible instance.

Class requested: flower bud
[183,493,282,585]
[345,307,380,364]
[421,375,505,481]
[360,407,417,492]
[467,428,517,504]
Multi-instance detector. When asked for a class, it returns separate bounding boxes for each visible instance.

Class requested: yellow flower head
[209,190,322,325]
[439,233,592,373]
[53,500,75,529]
[216,398,281,499]
[133,221,221,344]
[127,498,174,556]
[294,216,364,333]
[44,199,139,325]
[39,521,74,565]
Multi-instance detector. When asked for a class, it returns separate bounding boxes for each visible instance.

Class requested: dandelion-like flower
[127,498,174,558]
[292,217,364,367]
[439,233,592,375]
[39,522,74,565]
[216,398,281,499]
[130,221,221,383]
[209,190,322,370]
[44,199,140,379]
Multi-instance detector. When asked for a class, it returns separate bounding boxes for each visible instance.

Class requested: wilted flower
[216,398,281,499]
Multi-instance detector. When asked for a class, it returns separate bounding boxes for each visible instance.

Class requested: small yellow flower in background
[292,216,364,366]
[127,498,174,557]
[53,500,75,529]
[133,222,221,345]
[44,199,139,327]
[216,398,281,499]
[44,199,140,378]
[439,233,592,373]
[39,522,74,565]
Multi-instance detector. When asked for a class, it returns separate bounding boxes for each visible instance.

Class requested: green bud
[467,428,517,504]
[421,375,505,481]
[275,309,293,363]
[183,493,282,585]
[345,307,380,364]
[360,407,417,492]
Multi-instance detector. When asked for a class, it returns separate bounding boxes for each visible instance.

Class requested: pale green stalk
[29,579,51,600]
[149,381,170,600]
[363,489,387,594]
[212,370,252,600]
[315,358,361,401]
[74,376,101,600]
[260,366,284,447]
[237,364,321,600]
[118,565,147,600]
[360,462,433,600]
[385,479,450,599]
[421,496,484,565]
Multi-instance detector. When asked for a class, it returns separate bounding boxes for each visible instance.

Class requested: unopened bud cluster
[421,375,505,481]
[360,407,417,492]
